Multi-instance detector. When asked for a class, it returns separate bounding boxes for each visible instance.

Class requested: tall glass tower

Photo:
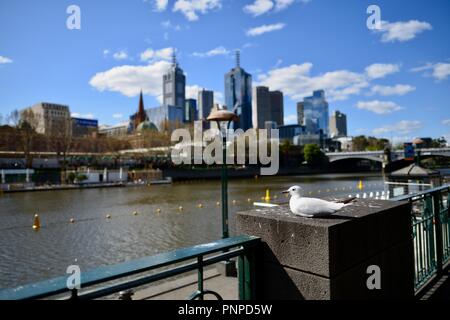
[224,51,252,131]
[163,53,186,109]
[303,90,329,137]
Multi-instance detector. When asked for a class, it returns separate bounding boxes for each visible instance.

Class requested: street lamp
[207,109,238,240]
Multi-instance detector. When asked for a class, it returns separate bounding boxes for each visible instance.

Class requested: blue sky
[0,0,449,143]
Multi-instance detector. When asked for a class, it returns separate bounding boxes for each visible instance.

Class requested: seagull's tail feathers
[335,197,357,204]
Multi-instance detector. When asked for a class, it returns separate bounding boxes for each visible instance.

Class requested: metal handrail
[0,235,261,300]
[391,184,450,291]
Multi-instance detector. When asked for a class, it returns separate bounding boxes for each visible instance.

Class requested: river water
[0,173,384,289]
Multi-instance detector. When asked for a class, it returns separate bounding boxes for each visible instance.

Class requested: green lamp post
[207,109,239,240]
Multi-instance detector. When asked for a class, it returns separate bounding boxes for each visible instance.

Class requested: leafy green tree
[304,144,326,167]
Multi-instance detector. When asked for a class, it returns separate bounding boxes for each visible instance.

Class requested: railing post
[238,247,256,300]
[197,256,204,301]
[433,192,444,276]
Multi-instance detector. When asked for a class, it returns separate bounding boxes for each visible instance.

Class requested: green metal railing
[393,184,450,291]
[0,235,261,300]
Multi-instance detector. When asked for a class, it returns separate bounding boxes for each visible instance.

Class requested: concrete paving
[131,267,238,300]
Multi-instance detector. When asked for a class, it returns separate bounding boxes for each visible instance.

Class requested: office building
[71,118,98,137]
[269,90,284,127]
[302,90,329,137]
[278,124,305,143]
[99,122,130,136]
[329,110,347,138]
[297,102,304,125]
[21,102,71,135]
[163,54,185,109]
[224,50,252,131]
[184,99,198,123]
[197,89,214,122]
[147,105,184,131]
[252,86,270,129]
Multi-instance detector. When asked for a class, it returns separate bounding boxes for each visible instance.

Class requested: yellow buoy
[198,203,203,208]
[264,189,271,202]
[358,180,364,191]
[178,206,183,211]
[156,208,161,213]
[216,201,220,206]
[32,214,40,231]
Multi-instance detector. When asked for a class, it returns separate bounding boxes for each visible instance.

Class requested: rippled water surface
[0,173,384,288]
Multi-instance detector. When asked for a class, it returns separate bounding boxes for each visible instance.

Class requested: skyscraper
[184,99,197,123]
[252,86,270,129]
[252,86,284,128]
[297,102,304,125]
[197,89,214,121]
[329,110,347,138]
[225,50,252,131]
[163,53,185,109]
[302,90,329,137]
[269,90,284,127]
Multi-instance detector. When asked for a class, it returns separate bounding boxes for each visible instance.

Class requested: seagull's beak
[281,190,289,194]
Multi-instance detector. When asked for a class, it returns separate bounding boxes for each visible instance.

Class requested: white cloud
[140,47,174,62]
[356,100,403,114]
[257,63,369,102]
[89,60,172,97]
[442,119,450,125]
[274,0,295,11]
[370,84,415,96]
[71,113,95,119]
[365,63,400,79]
[185,85,223,105]
[154,0,169,11]
[112,113,124,119]
[246,23,286,37]
[284,114,297,124]
[373,120,422,135]
[192,46,230,58]
[103,49,110,57]
[411,62,450,81]
[243,0,297,16]
[113,50,129,61]
[173,0,222,21]
[376,20,432,43]
[0,56,13,64]
[161,20,182,31]
[243,0,274,16]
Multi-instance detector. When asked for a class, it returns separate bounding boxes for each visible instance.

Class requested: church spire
[138,90,144,114]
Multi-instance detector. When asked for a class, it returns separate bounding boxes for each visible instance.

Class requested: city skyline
[1,0,450,144]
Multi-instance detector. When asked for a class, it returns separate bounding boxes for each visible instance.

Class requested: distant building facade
[225,51,252,131]
[252,86,270,129]
[163,54,186,109]
[147,105,184,131]
[278,124,305,143]
[297,102,304,125]
[21,102,71,135]
[184,99,198,123]
[71,118,98,137]
[197,89,214,128]
[329,110,347,138]
[269,90,284,127]
[99,122,129,136]
[302,90,329,137]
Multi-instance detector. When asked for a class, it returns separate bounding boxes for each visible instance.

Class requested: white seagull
[282,185,354,218]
